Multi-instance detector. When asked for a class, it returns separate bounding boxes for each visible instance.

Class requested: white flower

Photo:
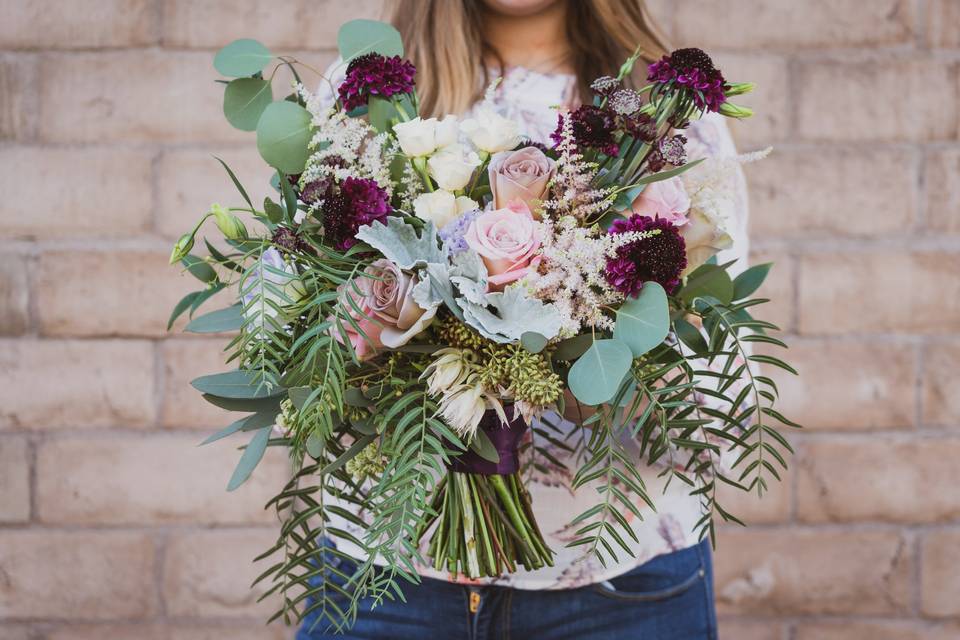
[424,348,471,396]
[394,117,440,157]
[240,247,305,332]
[460,106,520,153]
[413,190,478,228]
[439,377,488,438]
[681,204,734,276]
[427,143,481,191]
[435,115,460,148]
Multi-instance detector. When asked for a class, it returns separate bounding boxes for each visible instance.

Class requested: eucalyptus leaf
[613,282,669,357]
[223,78,273,131]
[168,291,202,330]
[520,332,548,354]
[214,39,272,78]
[227,426,271,491]
[191,369,283,399]
[567,339,633,406]
[674,316,709,355]
[552,333,593,361]
[201,411,278,446]
[337,19,404,64]
[468,429,500,463]
[679,264,734,306]
[185,304,243,333]
[256,101,312,174]
[201,394,282,414]
[180,255,218,284]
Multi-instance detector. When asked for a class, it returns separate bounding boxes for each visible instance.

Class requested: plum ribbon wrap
[448,408,528,475]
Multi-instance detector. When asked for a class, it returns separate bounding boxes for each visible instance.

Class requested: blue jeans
[297,539,717,639]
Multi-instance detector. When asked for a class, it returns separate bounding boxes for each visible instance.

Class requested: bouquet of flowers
[169,19,797,631]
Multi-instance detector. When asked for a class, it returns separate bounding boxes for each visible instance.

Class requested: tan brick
[747,148,917,238]
[925,148,960,233]
[797,59,957,142]
[36,435,286,525]
[714,529,911,615]
[923,342,960,427]
[927,0,960,48]
[43,623,289,640]
[0,147,153,239]
[163,0,385,49]
[0,625,31,640]
[746,251,793,332]
[694,53,789,146]
[798,438,960,523]
[161,339,234,429]
[0,531,156,619]
[717,465,792,525]
[797,621,960,640]
[0,437,30,523]
[717,620,783,640]
[764,340,916,430]
[798,252,960,334]
[38,52,247,144]
[156,146,276,239]
[674,0,916,49]
[0,53,38,140]
[34,250,202,337]
[0,0,158,49]
[922,529,960,617]
[0,339,156,429]
[0,255,29,335]
[163,529,280,618]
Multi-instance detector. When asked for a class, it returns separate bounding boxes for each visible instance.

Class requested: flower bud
[169,232,195,264]
[718,102,754,119]
[210,203,248,240]
[723,82,756,97]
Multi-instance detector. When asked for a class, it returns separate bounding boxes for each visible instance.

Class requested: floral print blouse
[321,65,752,590]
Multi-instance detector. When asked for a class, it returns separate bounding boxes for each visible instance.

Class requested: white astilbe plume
[522,216,661,334]
[297,83,395,196]
[541,112,616,221]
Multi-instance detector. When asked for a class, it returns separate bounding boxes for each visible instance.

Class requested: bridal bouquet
[169,19,797,630]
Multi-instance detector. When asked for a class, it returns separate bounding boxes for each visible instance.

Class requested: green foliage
[567,339,633,405]
[214,39,272,77]
[613,282,669,356]
[224,78,273,131]
[185,304,243,333]
[337,19,404,64]
[256,101,313,174]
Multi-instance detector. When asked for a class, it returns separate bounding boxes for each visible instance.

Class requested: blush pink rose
[464,201,542,290]
[489,146,556,215]
[631,177,691,226]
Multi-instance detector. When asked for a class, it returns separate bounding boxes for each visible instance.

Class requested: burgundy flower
[590,75,621,96]
[337,53,416,112]
[647,47,727,112]
[605,214,687,296]
[551,105,619,156]
[321,177,391,250]
[647,134,688,172]
[624,112,658,142]
[271,226,312,254]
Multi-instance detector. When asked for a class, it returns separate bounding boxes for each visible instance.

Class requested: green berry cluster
[345,440,387,482]
[435,315,488,351]
[478,345,563,408]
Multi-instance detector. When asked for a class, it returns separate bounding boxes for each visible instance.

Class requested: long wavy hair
[389,0,670,116]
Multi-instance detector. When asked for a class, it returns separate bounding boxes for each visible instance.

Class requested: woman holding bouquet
[299,0,750,638]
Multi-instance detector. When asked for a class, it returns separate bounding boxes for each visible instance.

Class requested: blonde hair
[390,0,670,117]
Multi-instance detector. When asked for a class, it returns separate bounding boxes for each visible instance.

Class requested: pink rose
[464,201,542,290]
[631,177,690,226]
[332,259,436,359]
[489,146,556,215]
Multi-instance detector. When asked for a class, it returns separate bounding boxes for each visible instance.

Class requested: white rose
[454,195,479,214]
[394,117,438,157]
[681,204,734,277]
[435,115,460,148]
[413,189,459,227]
[460,106,520,153]
[427,144,481,191]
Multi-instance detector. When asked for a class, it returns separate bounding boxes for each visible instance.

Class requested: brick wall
[0,1,957,638]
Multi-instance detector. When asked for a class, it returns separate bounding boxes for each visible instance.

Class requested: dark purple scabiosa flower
[299,177,333,205]
[321,177,390,250]
[550,105,619,156]
[271,226,312,254]
[647,47,727,113]
[605,214,687,296]
[590,75,621,96]
[337,53,416,112]
[624,112,658,142]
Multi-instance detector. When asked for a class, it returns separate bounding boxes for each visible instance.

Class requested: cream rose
[631,177,691,226]
[413,190,479,228]
[460,106,521,153]
[394,117,440,157]
[464,201,543,289]
[428,144,481,191]
[488,146,556,214]
[681,205,734,277]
